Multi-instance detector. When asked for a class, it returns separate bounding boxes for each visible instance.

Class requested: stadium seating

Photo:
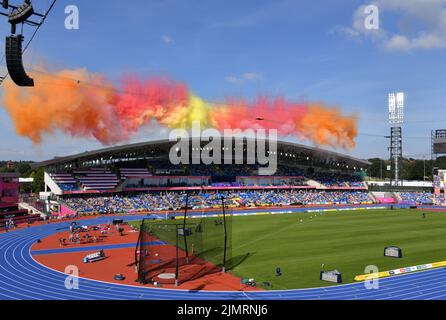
[59,184,79,191]
[434,194,445,205]
[119,168,151,178]
[50,165,366,192]
[50,173,79,191]
[398,192,434,205]
[64,190,373,214]
[73,168,119,191]
[311,172,365,188]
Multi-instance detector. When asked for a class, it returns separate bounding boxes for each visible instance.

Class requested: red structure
[0,173,39,230]
[0,172,20,203]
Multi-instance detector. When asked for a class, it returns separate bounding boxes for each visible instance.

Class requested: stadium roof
[31,138,370,170]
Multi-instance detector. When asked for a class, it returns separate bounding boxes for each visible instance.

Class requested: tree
[17,162,32,177]
[367,158,389,180]
[407,160,425,180]
[31,167,45,194]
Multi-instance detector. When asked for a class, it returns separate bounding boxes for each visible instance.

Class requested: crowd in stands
[64,190,373,214]
[189,164,257,177]
[53,164,365,190]
[59,184,80,192]
[311,172,365,188]
[399,192,434,204]
[64,189,446,214]
[434,194,445,205]
[178,164,308,179]
[210,182,244,187]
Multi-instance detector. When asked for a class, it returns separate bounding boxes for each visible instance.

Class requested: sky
[1,0,446,161]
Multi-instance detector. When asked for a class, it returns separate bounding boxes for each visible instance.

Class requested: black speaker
[5,35,34,87]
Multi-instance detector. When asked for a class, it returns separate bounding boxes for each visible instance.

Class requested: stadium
[2,136,446,300]
[2,0,446,306]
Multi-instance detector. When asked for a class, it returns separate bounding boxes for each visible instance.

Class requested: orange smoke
[299,105,358,149]
[3,69,125,144]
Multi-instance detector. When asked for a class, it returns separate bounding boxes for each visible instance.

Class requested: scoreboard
[433,130,446,154]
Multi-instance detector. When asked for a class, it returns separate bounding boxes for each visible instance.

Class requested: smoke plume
[2,68,357,148]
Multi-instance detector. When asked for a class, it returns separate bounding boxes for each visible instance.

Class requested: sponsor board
[306,206,386,214]
[177,206,387,220]
[320,270,342,283]
[355,261,446,281]
[384,246,402,258]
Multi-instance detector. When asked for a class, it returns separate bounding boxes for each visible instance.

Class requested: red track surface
[32,224,259,291]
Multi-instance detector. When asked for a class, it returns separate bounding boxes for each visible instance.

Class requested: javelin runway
[2,214,446,300]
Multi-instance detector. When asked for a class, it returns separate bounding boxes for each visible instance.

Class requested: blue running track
[1,211,446,300]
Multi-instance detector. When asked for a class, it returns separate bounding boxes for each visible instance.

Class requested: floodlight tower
[388,92,404,186]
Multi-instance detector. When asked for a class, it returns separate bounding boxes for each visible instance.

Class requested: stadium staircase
[368,192,377,203]
[18,202,46,217]
[44,172,63,195]
[114,180,127,192]
[394,192,403,203]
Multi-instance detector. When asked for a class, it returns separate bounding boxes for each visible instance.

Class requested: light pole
[388,92,404,186]
[380,159,383,180]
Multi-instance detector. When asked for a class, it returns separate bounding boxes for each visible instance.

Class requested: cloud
[332,26,361,39]
[386,33,446,51]
[330,4,387,46]
[225,72,264,84]
[162,35,174,45]
[336,0,446,51]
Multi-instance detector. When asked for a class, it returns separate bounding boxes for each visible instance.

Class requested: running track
[2,212,446,300]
